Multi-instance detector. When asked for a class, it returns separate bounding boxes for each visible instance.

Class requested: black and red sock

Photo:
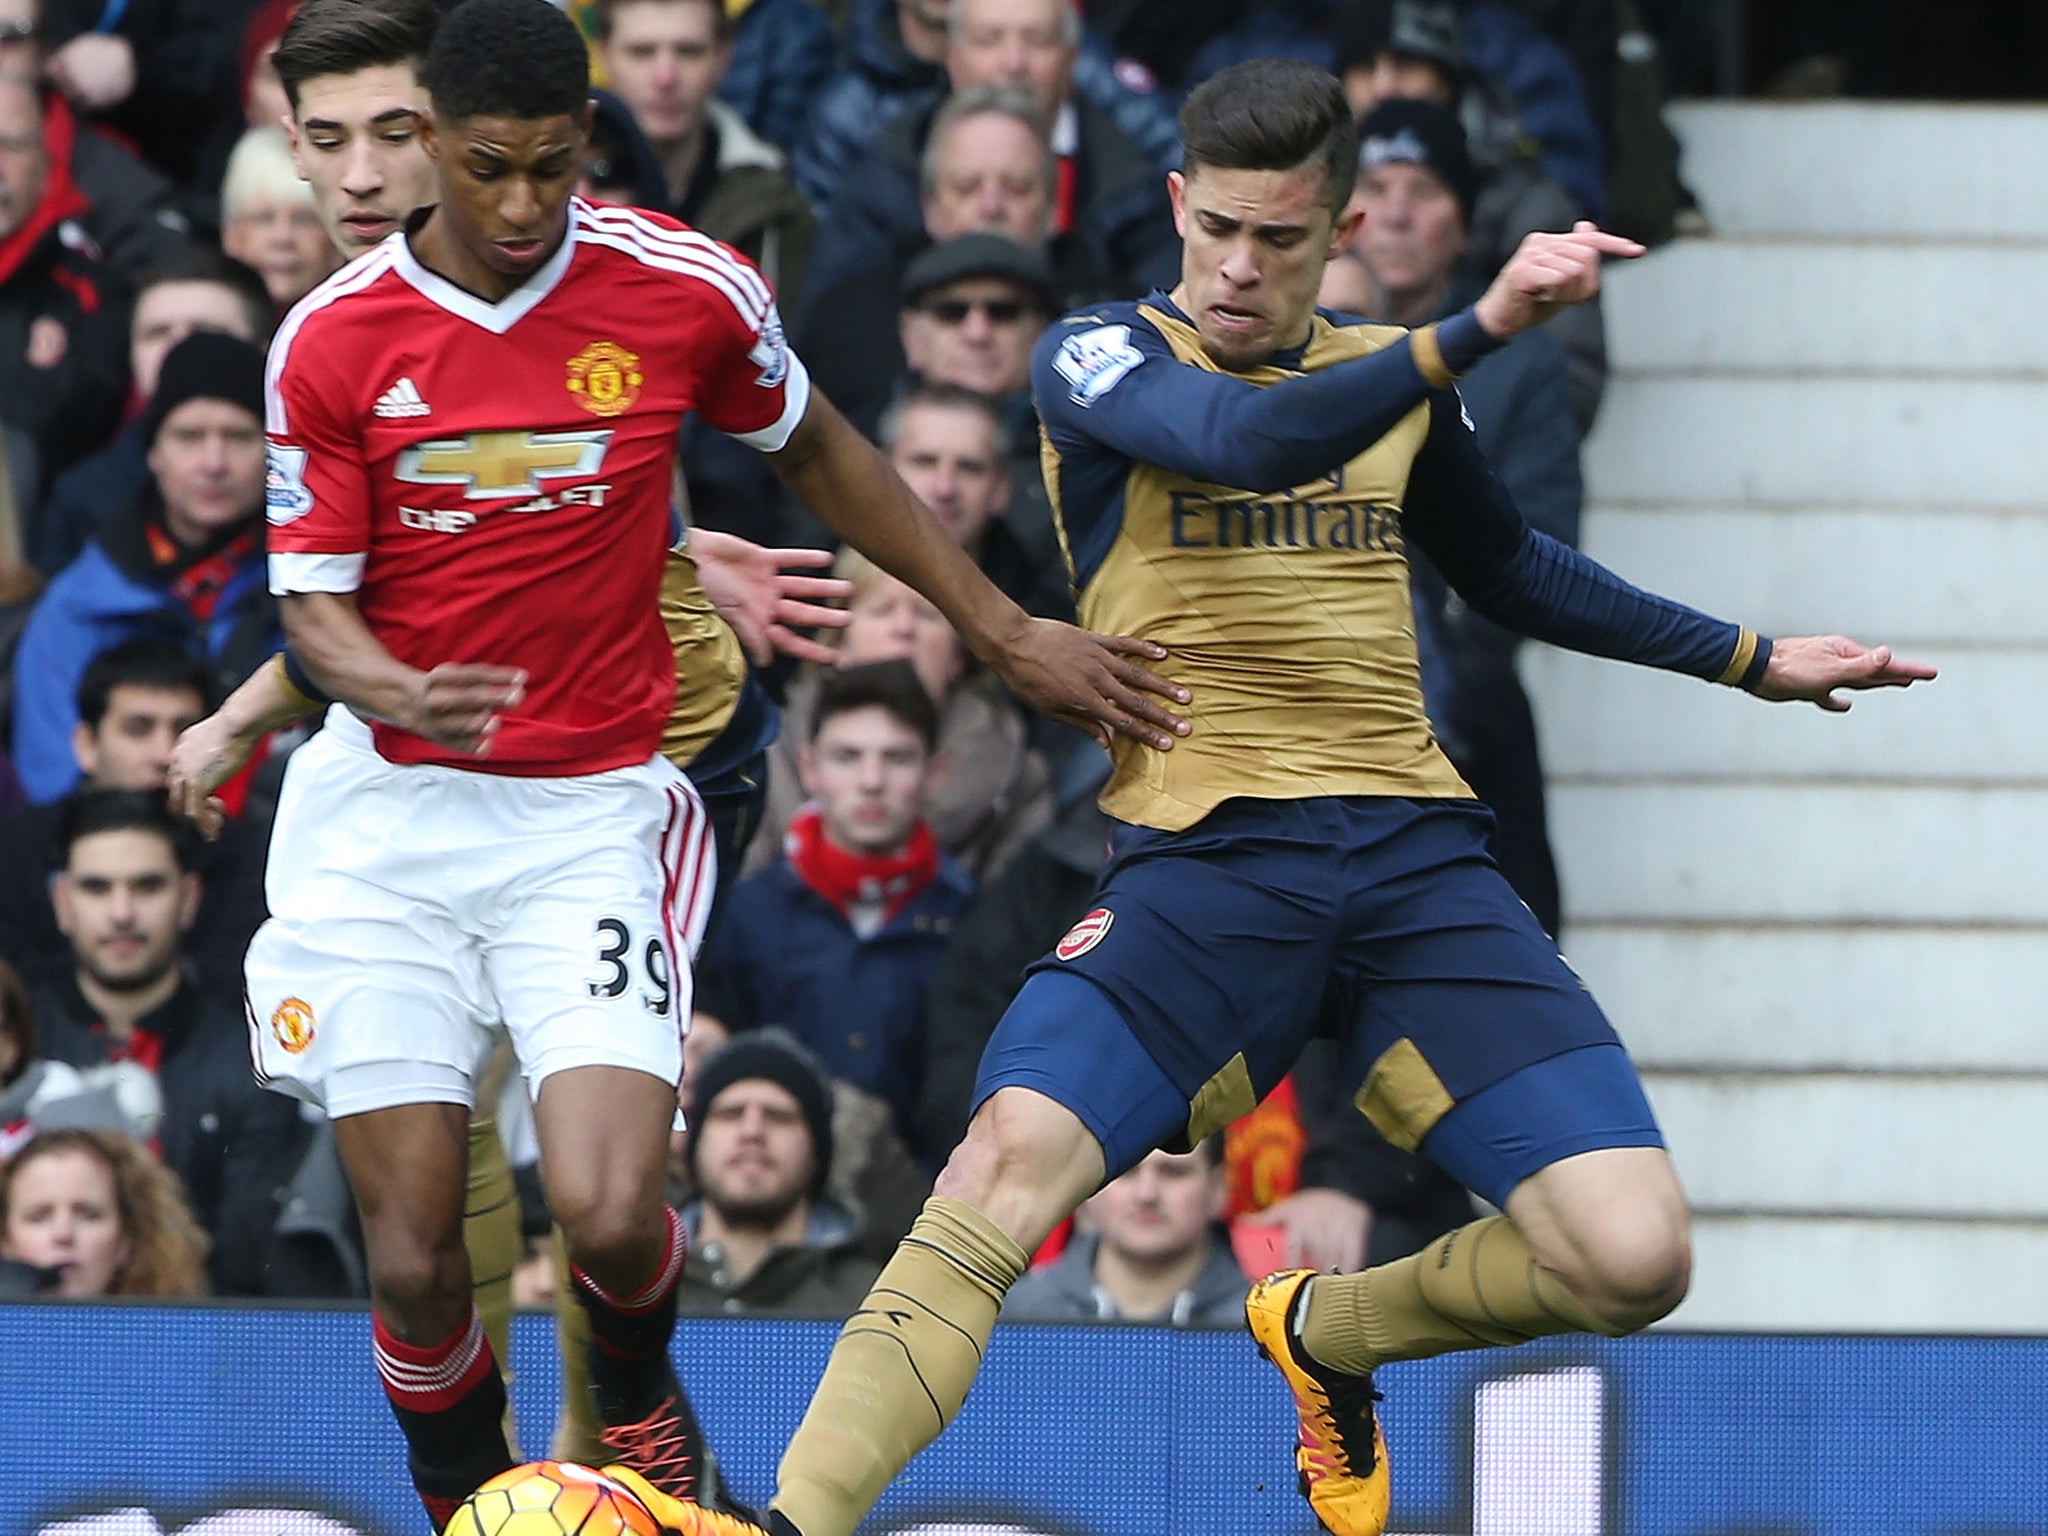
[372,1307,515,1531]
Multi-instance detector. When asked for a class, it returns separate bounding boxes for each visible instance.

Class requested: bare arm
[769,393,1190,750]
[167,655,320,836]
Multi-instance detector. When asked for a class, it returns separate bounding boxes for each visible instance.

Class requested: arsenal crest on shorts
[1055,907,1115,961]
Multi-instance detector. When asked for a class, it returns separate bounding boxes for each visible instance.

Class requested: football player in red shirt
[241,1,1187,1529]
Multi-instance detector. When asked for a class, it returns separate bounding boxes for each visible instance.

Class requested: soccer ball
[444,1461,662,1536]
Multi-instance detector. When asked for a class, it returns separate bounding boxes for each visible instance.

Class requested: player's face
[899,276,1045,399]
[800,704,933,857]
[922,111,1052,248]
[1,1148,132,1298]
[946,0,1074,121]
[424,109,591,286]
[73,683,207,790]
[1354,161,1466,304]
[129,281,259,400]
[1085,1147,1223,1268]
[838,574,966,702]
[286,64,434,254]
[600,0,730,148]
[1169,161,1361,370]
[223,191,342,310]
[147,398,267,548]
[887,401,1010,548]
[53,830,197,994]
[695,1079,816,1224]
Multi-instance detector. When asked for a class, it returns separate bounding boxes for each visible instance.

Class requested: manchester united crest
[1055,907,1115,962]
[566,340,644,418]
[271,997,316,1054]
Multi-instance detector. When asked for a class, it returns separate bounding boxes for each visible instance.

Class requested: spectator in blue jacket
[698,660,975,1165]
[11,331,276,804]
[1331,97,1583,934]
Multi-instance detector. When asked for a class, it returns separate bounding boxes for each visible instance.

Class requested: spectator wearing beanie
[675,1028,884,1316]
[11,331,278,803]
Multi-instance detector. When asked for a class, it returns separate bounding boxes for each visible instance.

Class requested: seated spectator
[1340,97,1581,934]
[676,1028,885,1315]
[593,0,812,303]
[0,0,193,284]
[880,381,1069,622]
[792,0,949,209]
[30,790,299,1293]
[220,126,340,315]
[0,639,269,992]
[703,661,975,1160]
[1004,1139,1248,1326]
[747,553,1052,884]
[0,1125,208,1297]
[1335,0,1606,429]
[821,0,1179,310]
[31,245,272,576]
[11,331,276,805]
[895,231,1054,448]
[0,71,128,500]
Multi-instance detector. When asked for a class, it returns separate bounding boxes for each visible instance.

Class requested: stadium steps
[1522,99,2048,1330]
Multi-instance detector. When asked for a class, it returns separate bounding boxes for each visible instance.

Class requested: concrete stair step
[1548,784,2048,923]
[1584,375,2048,507]
[1574,925,2048,1072]
[1670,100,2048,240]
[1604,237,2048,375]
[1646,1072,2048,1219]
[1673,1214,2048,1330]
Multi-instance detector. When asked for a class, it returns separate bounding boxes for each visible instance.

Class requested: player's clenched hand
[992,619,1190,751]
[1474,221,1644,338]
[167,713,257,841]
[690,528,852,666]
[403,663,527,753]
[1751,635,1937,712]
[1240,1188,1374,1274]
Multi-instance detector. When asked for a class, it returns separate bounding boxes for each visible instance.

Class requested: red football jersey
[264,199,808,776]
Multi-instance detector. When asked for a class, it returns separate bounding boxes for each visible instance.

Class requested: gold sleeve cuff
[1716,627,1760,686]
[1410,324,1455,389]
[271,651,324,713]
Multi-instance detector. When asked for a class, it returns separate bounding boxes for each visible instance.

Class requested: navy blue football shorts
[971,796,1663,1208]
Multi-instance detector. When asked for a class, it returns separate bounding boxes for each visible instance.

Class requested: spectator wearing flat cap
[11,331,278,804]
[675,1028,885,1317]
[1334,0,1607,429]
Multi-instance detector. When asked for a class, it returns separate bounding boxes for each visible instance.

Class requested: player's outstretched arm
[686,528,851,666]
[280,591,527,754]
[1473,221,1644,339]
[1748,635,1937,711]
[167,655,322,838]
[769,394,1191,751]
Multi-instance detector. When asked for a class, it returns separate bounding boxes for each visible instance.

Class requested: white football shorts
[244,707,715,1119]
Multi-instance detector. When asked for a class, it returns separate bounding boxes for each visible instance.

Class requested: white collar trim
[389,211,580,335]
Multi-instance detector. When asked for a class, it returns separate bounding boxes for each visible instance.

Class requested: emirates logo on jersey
[566,340,644,418]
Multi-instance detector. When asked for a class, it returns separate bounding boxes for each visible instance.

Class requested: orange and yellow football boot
[601,1466,772,1536]
[1246,1269,1391,1536]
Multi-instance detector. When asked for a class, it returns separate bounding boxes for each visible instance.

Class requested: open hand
[1752,635,1937,711]
[1475,221,1645,338]
[403,662,527,752]
[689,528,852,665]
[990,618,1190,751]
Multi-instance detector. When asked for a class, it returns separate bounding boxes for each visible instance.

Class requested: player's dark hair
[590,0,731,45]
[423,0,591,125]
[135,247,276,346]
[875,380,1005,454]
[274,0,442,111]
[75,639,212,730]
[811,659,940,753]
[57,790,197,873]
[1179,58,1360,214]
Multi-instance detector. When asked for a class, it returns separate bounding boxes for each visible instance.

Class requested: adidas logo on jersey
[374,377,431,418]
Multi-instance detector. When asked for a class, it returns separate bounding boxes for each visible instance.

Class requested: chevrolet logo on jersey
[395,429,613,499]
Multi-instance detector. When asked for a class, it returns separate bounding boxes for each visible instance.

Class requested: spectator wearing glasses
[894,232,1054,454]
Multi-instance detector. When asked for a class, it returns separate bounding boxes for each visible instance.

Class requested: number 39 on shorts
[587,917,672,1016]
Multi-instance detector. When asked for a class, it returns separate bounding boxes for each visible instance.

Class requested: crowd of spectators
[0,0,1689,1310]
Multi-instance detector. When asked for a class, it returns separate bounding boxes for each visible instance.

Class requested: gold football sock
[1301,1216,1623,1376]
[546,1225,607,1464]
[465,1116,524,1452]
[771,1196,1027,1536]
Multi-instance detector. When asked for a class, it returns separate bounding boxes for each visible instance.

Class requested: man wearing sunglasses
[898,231,1052,435]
